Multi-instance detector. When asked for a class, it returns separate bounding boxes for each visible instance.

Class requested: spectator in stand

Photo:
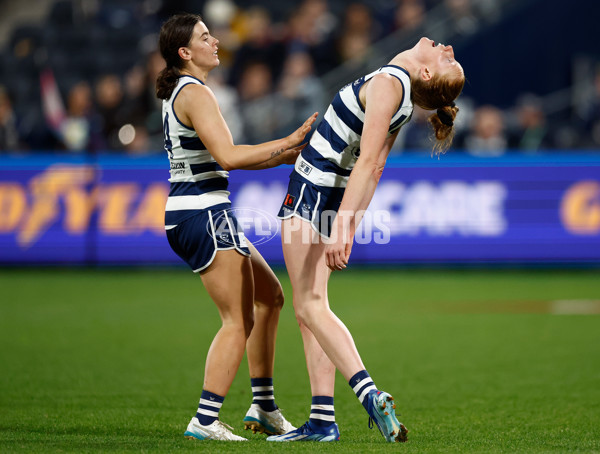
[394,0,427,35]
[432,0,479,38]
[275,50,325,137]
[336,3,376,67]
[300,0,338,43]
[119,64,152,127]
[238,61,279,144]
[285,0,338,75]
[343,3,380,41]
[337,32,373,69]
[114,61,164,155]
[60,81,103,152]
[94,73,125,150]
[508,93,554,151]
[464,104,507,156]
[227,7,286,88]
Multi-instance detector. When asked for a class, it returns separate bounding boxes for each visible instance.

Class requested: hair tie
[437,107,454,127]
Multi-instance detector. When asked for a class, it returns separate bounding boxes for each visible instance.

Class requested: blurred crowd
[0,0,599,156]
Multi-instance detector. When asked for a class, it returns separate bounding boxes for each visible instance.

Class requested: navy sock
[251,377,278,412]
[349,370,377,411]
[309,396,335,427]
[195,389,224,426]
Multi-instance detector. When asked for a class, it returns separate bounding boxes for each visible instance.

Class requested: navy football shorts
[166,206,251,273]
[277,173,345,238]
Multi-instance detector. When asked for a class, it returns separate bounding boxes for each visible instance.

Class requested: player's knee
[295,310,311,330]
[224,309,254,338]
[271,284,285,310]
[293,301,324,329]
[255,282,285,311]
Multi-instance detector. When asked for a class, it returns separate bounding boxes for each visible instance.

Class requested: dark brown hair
[156,13,202,100]
[411,72,465,154]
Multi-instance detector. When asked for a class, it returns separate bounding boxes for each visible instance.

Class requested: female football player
[156,13,317,441]
[268,37,465,442]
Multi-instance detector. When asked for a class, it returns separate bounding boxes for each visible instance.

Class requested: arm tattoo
[270,148,284,159]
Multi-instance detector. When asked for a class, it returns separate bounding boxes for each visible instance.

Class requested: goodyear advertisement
[0,153,599,266]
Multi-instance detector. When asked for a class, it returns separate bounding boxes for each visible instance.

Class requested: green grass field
[1,267,599,453]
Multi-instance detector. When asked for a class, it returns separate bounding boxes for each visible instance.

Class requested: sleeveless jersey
[295,65,413,188]
[162,75,231,230]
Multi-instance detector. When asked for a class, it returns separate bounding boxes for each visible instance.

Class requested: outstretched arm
[239,142,308,170]
[177,83,317,171]
[325,73,402,270]
[354,129,399,214]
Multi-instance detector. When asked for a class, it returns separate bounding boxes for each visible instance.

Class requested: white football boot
[184,417,247,441]
[243,404,296,435]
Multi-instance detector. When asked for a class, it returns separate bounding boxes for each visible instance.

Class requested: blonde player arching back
[156,13,318,441]
[268,37,465,442]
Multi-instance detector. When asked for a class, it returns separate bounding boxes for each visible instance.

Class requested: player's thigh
[281,217,330,301]
[200,249,254,323]
[247,242,283,308]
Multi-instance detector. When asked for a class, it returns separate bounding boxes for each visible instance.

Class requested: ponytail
[156,66,180,100]
[428,102,459,155]
[411,72,465,155]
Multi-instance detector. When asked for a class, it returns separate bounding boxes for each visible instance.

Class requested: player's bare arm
[176,84,317,171]
[325,74,402,271]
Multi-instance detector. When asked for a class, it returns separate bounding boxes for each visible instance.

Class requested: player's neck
[388,50,418,77]
[180,67,209,84]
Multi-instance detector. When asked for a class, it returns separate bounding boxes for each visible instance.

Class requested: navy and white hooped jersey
[162,75,231,230]
[295,65,413,188]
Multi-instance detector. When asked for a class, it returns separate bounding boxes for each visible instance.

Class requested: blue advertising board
[0,153,599,266]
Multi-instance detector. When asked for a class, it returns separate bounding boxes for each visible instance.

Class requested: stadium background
[1,0,600,266]
[0,0,599,452]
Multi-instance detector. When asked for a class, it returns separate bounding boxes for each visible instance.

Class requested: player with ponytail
[268,37,465,443]
[156,13,317,442]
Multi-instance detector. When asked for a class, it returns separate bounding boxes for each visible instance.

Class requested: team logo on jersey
[299,161,312,176]
[284,194,296,207]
